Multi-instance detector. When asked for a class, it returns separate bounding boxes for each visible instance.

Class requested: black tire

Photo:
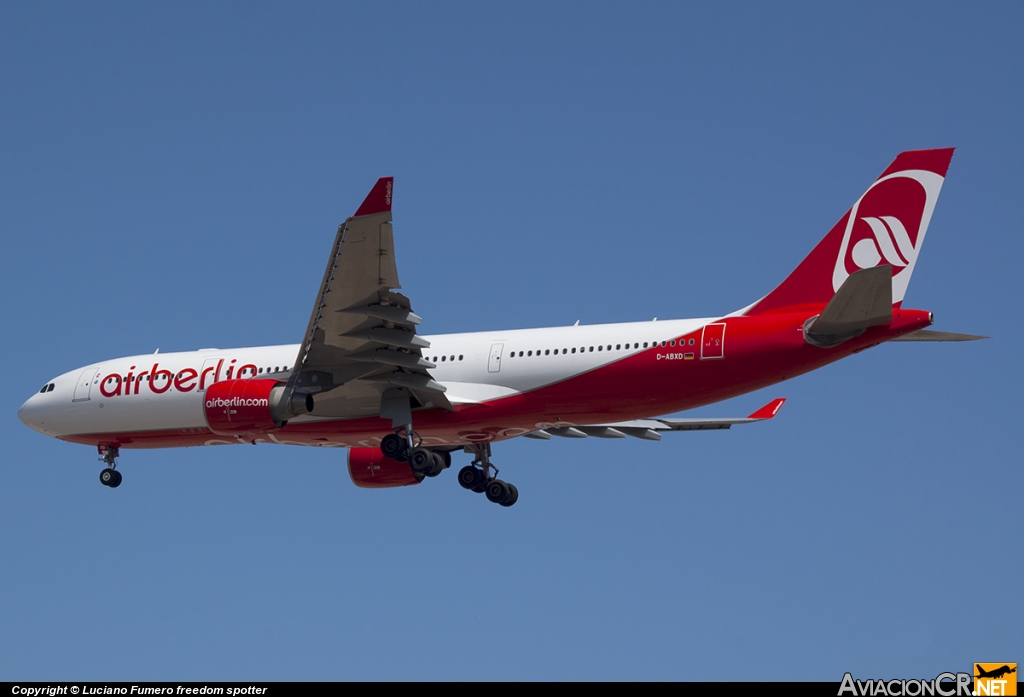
[485,479,510,504]
[99,468,115,486]
[500,483,518,507]
[110,471,123,488]
[380,434,405,459]
[457,465,482,490]
[438,450,452,469]
[426,452,445,478]
[409,448,433,474]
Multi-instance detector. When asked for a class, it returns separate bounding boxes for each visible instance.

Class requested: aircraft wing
[286,178,452,419]
[890,329,988,341]
[523,398,786,440]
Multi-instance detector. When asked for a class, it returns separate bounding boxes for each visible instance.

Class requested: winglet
[354,177,394,217]
[747,398,786,420]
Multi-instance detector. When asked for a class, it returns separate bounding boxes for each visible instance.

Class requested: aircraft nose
[18,395,46,434]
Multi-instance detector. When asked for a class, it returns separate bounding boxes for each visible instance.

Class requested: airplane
[18,148,984,507]
[976,665,1017,680]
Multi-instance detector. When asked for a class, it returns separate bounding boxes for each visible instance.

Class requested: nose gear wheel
[97,445,122,488]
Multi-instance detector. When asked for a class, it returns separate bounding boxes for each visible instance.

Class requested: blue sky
[1,2,1020,681]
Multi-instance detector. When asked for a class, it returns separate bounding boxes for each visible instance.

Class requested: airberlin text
[838,672,972,697]
[10,688,267,697]
[98,359,260,399]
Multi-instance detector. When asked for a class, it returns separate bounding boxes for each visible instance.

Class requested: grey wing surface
[523,399,787,441]
[286,177,452,421]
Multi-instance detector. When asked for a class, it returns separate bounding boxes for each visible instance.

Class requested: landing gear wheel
[500,483,518,507]
[425,452,446,478]
[380,434,406,459]
[109,471,123,488]
[99,468,117,487]
[458,465,484,490]
[409,448,434,475]
[485,479,510,504]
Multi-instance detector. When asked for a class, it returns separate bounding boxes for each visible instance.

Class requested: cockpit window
[47,384,54,392]
[39,383,54,393]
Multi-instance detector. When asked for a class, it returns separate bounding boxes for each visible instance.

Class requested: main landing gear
[379,429,450,479]
[378,429,517,507]
[457,443,518,507]
[98,445,122,488]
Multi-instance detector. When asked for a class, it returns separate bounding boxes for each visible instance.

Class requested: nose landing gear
[98,445,122,488]
[458,444,518,507]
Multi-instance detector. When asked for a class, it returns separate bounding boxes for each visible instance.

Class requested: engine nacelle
[203,379,312,436]
[348,448,423,488]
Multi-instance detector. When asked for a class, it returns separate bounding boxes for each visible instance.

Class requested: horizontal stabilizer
[891,329,989,342]
[804,265,892,348]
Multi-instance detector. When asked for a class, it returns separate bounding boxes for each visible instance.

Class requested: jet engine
[348,447,423,488]
[203,379,313,436]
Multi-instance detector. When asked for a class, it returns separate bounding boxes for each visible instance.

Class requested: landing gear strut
[458,443,518,507]
[98,445,122,488]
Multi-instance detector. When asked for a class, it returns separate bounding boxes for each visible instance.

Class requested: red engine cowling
[348,448,423,488]
[204,379,282,436]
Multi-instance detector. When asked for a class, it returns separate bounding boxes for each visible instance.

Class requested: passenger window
[589,346,594,352]
[616,344,621,350]
[661,341,667,347]
[441,356,446,362]
[527,351,532,356]
[562,348,567,354]
[670,341,675,347]
[459,355,463,361]
[598,345,602,351]
[571,347,576,354]
[545,350,549,356]
[450,355,455,362]
[689,339,695,346]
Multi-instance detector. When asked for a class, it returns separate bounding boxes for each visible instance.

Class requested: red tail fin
[744,149,954,316]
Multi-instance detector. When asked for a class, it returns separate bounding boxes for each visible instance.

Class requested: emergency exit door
[700,323,726,360]
[488,343,504,373]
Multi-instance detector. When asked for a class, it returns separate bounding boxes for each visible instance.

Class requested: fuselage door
[199,357,223,392]
[488,343,504,373]
[700,323,726,360]
[73,368,98,402]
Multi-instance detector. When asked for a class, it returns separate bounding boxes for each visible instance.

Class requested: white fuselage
[19,318,710,440]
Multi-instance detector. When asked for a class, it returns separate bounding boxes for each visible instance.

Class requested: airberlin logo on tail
[832,168,946,302]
